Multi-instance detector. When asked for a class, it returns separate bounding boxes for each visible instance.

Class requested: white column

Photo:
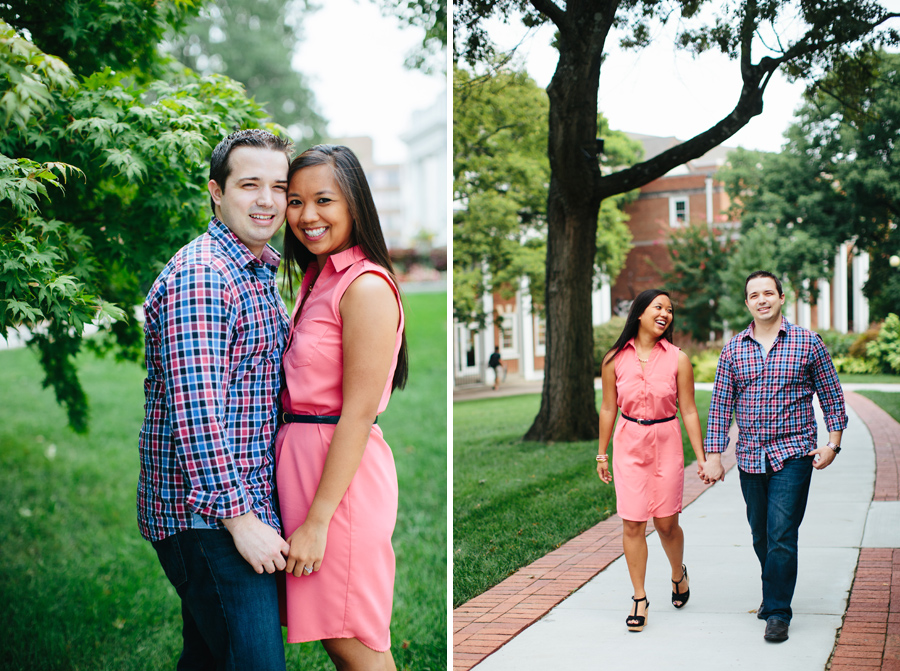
[481,276,495,379]
[592,273,612,325]
[705,175,714,224]
[817,279,831,331]
[852,250,870,332]
[834,244,849,334]
[797,279,812,330]
[519,277,536,381]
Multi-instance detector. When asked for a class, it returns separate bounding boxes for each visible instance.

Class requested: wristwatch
[826,441,841,454]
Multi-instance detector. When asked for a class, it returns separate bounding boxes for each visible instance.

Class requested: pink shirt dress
[611,338,685,521]
[275,246,403,651]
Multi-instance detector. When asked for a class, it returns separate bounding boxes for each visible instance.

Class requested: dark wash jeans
[153,529,286,671]
[738,455,815,626]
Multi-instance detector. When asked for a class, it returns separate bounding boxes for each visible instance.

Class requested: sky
[291,0,446,164]
[479,14,812,154]
[479,2,900,152]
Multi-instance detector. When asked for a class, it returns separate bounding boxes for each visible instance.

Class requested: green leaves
[1,7,285,431]
[718,50,900,321]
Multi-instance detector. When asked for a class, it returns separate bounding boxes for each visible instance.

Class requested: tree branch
[528,0,566,30]
[598,6,900,200]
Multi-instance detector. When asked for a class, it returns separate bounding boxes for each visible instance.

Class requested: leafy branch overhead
[0,9,282,432]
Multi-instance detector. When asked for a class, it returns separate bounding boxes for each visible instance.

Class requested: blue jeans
[739,455,814,625]
[153,529,286,671]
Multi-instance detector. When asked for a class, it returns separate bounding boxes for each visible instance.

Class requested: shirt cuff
[187,484,250,520]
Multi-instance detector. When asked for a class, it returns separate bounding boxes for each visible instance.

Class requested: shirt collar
[327,245,367,272]
[624,337,674,352]
[742,315,791,341]
[208,217,282,271]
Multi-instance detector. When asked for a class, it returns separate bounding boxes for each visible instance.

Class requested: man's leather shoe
[757,601,766,620]
[764,618,789,642]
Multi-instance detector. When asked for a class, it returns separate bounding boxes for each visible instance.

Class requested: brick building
[453,133,871,388]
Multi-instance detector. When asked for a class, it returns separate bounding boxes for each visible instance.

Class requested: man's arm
[702,349,735,483]
[162,264,288,573]
[806,335,848,472]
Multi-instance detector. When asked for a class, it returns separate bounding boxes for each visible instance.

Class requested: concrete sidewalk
[453,390,900,670]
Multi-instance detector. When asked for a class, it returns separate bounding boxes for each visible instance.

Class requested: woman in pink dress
[275,145,408,670]
[595,289,707,632]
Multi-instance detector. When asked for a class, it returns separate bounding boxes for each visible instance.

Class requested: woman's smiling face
[287,163,354,262]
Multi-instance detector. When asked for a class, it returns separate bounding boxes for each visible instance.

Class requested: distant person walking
[488,346,502,390]
[596,289,708,632]
[703,270,847,643]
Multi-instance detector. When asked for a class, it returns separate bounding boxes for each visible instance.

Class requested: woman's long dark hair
[282,144,408,391]
[602,289,675,368]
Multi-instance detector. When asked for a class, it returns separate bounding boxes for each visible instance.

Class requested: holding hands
[698,453,725,485]
[285,520,328,578]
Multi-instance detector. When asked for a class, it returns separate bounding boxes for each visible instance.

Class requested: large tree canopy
[165,0,326,145]
[453,62,638,328]
[0,0,203,81]
[720,50,900,322]
[1,5,285,432]
[455,0,900,442]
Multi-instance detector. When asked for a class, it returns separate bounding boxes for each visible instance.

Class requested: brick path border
[828,392,900,671]
[452,426,738,670]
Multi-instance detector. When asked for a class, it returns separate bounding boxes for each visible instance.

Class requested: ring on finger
[303,565,312,575]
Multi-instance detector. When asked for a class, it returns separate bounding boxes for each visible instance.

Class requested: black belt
[621,413,677,426]
[281,413,377,425]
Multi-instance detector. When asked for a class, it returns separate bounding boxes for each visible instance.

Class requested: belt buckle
[637,418,647,425]
[281,411,288,424]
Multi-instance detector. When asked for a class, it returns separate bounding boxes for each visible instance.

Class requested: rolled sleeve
[809,335,848,433]
[161,264,250,520]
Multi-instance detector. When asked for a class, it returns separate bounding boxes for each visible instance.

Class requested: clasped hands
[697,454,725,485]
[284,519,328,578]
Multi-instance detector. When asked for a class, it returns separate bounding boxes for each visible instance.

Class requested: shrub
[690,348,722,382]
[832,356,882,374]
[867,314,900,374]
[593,317,627,374]
[849,325,882,359]
[817,330,858,358]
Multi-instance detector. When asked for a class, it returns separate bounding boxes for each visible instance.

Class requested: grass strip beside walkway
[453,390,712,607]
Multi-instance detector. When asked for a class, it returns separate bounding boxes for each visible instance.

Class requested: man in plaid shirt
[138,129,293,669]
[703,270,847,644]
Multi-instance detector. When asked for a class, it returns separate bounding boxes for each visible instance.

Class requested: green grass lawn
[453,390,711,607]
[857,390,900,424]
[839,373,900,384]
[0,290,447,671]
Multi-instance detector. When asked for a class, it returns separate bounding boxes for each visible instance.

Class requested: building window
[669,197,688,227]
[499,314,516,355]
[534,315,546,356]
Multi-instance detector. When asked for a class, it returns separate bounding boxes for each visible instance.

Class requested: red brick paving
[452,426,738,670]
[827,391,900,671]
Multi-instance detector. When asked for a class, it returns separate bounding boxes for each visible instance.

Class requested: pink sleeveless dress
[275,246,403,652]
[611,338,684,521]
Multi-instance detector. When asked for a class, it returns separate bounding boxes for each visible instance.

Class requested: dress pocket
[285,319,330,368]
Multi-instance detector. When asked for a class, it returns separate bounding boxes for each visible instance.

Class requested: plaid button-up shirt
[137,218,289,541]
[705,316,847,474]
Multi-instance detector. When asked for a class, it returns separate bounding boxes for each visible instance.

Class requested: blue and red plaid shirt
[705,316,847,474]
[137,218,289,542]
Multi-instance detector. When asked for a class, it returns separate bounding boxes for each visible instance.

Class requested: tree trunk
[525,8,609,442]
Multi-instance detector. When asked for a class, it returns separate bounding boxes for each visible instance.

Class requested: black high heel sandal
[672,564,690,609]
[626,595,649,632]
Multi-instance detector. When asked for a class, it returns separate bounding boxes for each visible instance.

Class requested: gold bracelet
[595,454,608,462]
